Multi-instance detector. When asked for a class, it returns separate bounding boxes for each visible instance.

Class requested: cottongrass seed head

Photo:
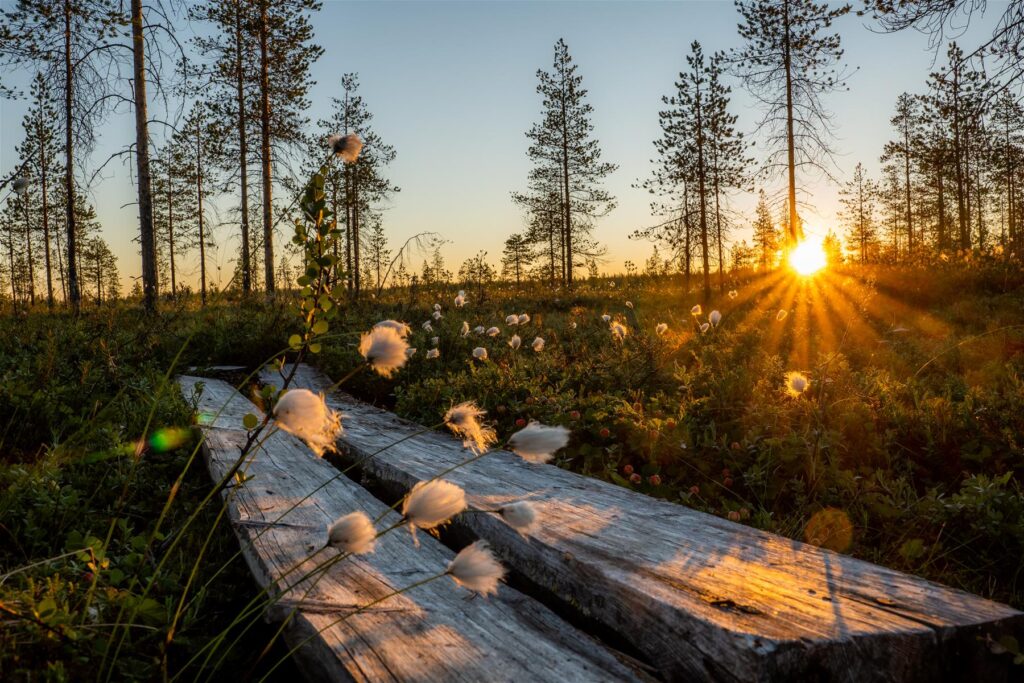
[656,323,668,336]
[426,348,440,359]
[444,401,497,453]
[777,309,788,321]
[699,322,710,334]
[422,320,434,332]
[473,347,488,360]
[691,304,702,316]
[601,314,611,323]
[402,479,467,543]
[786,371,810,397]
[328,133,363,163]
[359,326,410,378]
[500,501,539,536]
[508,422,570,464]
[709,310,722,327]
[273,389,342,457]
[474,325,486,335]
[505,314,519,325]
[532,337,545,352]
[373,319,411,337]
[610,321,628,341]
[406,347,418,358]
[728,289,738,299]
[509,334,522,350]
[487,326,501,337]
[625,301,634,309]
[461,321,471,336]
[431,336,439,346]
[327,511,376,555]
[518,313,530,324]
[447,540,505,597]
[455,294,466,307]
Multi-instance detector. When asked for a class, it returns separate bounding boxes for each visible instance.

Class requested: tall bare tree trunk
[131,0,157,311]
[23,200,35,306]
[258,0,274,293]
[39,114,53,308]
[197,114,207,306]
[782,0,802,248]
[234,0,251,294]
[352,172,360,297]
[903,120,913,256]
[63,0,81,311]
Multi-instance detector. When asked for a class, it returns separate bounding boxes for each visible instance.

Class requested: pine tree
[751,189,779,269]
[882,93,919,256]
[523,38,616,287]
[733,0,852,247]
[501,233,533,285]
[318,74,399,298]
[839,162,879,263]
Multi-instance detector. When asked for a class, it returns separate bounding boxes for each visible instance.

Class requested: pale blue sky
[0,0,998,288]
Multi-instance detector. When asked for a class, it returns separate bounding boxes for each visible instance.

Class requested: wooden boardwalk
[266,363,1023,682]
[177,375,643,683]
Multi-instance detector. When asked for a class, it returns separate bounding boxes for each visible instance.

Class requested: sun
[789,239,827,276]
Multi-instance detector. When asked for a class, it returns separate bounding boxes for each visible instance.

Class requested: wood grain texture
[176,375,642,683]
[268,363,1024,682]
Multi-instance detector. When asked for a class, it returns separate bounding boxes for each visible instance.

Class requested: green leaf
[288,334,303,349]
[309,343,322,354]
[312,320,329,335]
[242,413,258,430]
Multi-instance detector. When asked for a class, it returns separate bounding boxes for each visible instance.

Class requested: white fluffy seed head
[273,389,342,456]
[328,133,363,163]
[569,322,577,330]
[406,347,418,358]
[508,422,570,464]
[505,314,519,325]
[656,323,668,336]
[709,310,722,327]
[444,401,497,453]
[474,325,486,335]
[500,501,538,535]
[432,310,443,320]
[509,334,522,350]
[327,511,376,555]
[518,313,530,324]
[531,337,545,352]
[426,348,440,359]
[359,326,410,377]
[786,371,810,397]
[461,321,471,336]
[699,322,710,334]
[728,289,738,299]
[485,326,499,337]
[434,303,442,311]
[777,309,788,321]
[601,314,611,323]
[373,319,411,338]
[625,301,633,309]
[691,304,702,316]
[473,347,488,360]
[610,321,628,341]
[402,480,467,531]
[423,320,434,331]
[447,540,505,596]
[455,294,465,307]
[431,336,439,347]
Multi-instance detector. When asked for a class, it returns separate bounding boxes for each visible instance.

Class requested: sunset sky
[0,0,996,289]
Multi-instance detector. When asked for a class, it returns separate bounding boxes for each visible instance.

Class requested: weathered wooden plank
[176,375,643,683]
[271,363,1024,682]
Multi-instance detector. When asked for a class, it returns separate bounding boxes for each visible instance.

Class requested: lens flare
[789,240,827,276]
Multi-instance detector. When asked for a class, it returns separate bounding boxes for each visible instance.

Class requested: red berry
[648,474,662,486]
[82,572,95,583]
[629,473,642,484]
[727,511,741,522]
[723,477,734,488]
[666,419,677,430]
[721,468,731,478]
[689,485,700,495]
[515,418,526,428]
[570,410,581,420]
[599,428,611,439]
[730,441,741,451]
[623,464,634,475]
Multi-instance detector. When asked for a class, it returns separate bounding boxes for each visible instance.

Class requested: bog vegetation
[3,0,1024,678]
